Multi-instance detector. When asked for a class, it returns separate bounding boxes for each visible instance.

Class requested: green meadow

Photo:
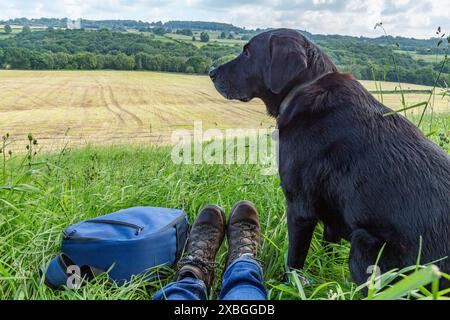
[0,110,449,299]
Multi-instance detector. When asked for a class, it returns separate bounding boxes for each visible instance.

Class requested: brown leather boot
[175,205,226,289]
[226,200,260,268]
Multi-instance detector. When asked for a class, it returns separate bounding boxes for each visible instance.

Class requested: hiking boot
[176,205,226,289]
[226,200,260,268]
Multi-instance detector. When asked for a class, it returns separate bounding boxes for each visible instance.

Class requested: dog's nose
[209,67,218,81]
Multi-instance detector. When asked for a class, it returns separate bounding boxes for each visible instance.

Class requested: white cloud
[0,0,449,38]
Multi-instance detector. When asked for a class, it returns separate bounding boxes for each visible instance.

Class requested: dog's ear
[266,34,308,94]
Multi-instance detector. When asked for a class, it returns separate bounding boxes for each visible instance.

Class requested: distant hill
[0,18,448,86]
[163,21,246,33]
[301,30,443,52]
[0,18,155,31]
[0,17,445,51]
[0,17,68,28]
[0,28,240,74]
[0,17,246,33]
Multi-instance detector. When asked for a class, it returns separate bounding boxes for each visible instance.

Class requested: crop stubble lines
[3,70,445,152]
[105,83,144,127]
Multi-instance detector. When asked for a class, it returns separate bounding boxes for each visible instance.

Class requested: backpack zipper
[63,230,102,241]
[63,212,186,241]
[84,219,144,235]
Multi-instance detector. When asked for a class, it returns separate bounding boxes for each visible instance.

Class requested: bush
[73,52,97,70]
[200,32,210,43]
[176,29,193,36]
[53,52,70,69]
[96,54,116,69]
[152,27,167,36]
[113,53,135,70]
[185,56,211,73]
[4,25,12,34]
[30,51,55,69]
[185,66,195,73]
[1,47,31,69]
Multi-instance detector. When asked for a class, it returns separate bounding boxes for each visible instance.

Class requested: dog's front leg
[287,205,317,269]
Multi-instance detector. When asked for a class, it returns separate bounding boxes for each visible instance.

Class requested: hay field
[0,70,448,152]
[0,70,273,152]
[165,31,247,47]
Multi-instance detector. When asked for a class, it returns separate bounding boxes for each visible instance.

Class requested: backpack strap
[44,254,73,289]
[45,254,105,289]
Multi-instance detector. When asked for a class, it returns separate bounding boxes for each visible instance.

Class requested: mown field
[0,70,274,152]
[0,25,46,39]
[0,70,449,300]
[165,31,247,47]
[394,49,447,63]
[0,25,22,39]
[0,70,448,153]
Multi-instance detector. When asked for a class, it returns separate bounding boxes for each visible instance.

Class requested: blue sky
[0,0,449,38]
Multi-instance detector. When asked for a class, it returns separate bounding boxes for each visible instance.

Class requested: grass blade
[374,265,441,300]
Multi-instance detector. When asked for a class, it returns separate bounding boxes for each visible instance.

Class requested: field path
[105,84,144,127]
[98,83,126,125]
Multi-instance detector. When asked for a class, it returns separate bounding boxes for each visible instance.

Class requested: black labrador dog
[210,28,450,288]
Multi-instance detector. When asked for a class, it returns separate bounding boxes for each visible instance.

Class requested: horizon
[0,0,449,39]
[0,16,445,41]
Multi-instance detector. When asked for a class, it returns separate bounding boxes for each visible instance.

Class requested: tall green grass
[0,114,449,300]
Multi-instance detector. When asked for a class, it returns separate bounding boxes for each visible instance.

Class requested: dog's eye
[243,48,250,58]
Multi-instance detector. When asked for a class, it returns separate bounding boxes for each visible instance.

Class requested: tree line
[0,28,448,86]
[318,39,449,86]
[0,18,247,33]
[0,28,240,73]
[2,17,446,51]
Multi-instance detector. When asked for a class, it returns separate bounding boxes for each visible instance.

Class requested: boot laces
[230,222,258,257]
[178,255,217,276]
[180,224,220,274]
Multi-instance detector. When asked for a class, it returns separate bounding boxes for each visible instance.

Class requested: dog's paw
[285,269,311,286]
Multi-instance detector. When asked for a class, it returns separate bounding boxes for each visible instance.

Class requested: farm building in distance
[67,18,82,29]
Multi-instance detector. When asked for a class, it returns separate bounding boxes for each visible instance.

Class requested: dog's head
[210,28,336,116]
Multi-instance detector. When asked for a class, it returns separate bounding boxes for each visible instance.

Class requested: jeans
[154,255,267,300]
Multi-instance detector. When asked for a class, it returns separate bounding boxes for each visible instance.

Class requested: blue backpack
[45,207,189,289]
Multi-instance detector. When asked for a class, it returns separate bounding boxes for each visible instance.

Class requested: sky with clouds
[0,0,449,39]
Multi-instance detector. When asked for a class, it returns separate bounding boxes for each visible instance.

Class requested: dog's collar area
[278,72,333,117]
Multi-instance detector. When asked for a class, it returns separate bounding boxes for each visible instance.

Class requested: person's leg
[154,204,226,300]
[154,277,207,300]
[219,200,267,300]
[219,255,267,300]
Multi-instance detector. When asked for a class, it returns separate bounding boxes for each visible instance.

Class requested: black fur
[210,28,450,288]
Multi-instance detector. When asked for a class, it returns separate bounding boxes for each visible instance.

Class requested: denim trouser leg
[219,255,267,300]
[153,277,208,300]
[153,255,266,300]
